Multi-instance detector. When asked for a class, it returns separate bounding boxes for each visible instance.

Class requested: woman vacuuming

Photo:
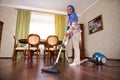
[65,5,88,66]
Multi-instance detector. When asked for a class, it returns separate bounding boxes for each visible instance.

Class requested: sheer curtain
[29,12,55,39]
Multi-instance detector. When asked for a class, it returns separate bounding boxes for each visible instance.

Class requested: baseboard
[0,57,120,61]
[107,58,120,61]
[85,57,120,61]
[0,57,12,59]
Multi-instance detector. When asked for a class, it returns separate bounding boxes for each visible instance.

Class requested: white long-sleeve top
[67,21,81,38]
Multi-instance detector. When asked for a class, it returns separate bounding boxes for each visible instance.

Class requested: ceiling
[0,0,98,15]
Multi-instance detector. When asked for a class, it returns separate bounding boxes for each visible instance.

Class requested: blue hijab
[67,5,78,24]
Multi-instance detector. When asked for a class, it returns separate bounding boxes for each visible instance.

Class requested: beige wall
[79,0,120,59]
[0,6,17,57]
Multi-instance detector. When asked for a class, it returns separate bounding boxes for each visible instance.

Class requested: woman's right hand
[64,32,69,37]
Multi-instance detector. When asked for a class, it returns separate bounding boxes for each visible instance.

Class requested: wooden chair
[12,36,26,61]
[27,34,40,60]
[44,35,58,61]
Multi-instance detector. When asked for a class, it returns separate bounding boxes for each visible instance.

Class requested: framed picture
[88,15,103,34]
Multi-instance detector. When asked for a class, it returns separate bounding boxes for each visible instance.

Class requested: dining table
[18,39,62,45]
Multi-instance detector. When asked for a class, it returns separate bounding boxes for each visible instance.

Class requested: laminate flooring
[0,59,120,80]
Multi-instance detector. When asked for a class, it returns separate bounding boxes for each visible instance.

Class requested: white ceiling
[0,0,98,15]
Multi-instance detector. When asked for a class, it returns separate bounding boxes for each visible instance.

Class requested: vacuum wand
[41,37,68,73]
[54,36,68,65]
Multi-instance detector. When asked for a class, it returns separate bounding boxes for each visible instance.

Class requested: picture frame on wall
[88,15,103,34]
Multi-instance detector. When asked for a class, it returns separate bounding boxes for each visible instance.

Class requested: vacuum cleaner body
[88,52,107,65]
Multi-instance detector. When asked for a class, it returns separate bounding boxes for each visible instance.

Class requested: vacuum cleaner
[88,52,107,65]
[41,37,69,73]
[88,52,120,67]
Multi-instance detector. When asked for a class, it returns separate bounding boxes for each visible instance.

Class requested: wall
[0,6,17,57]
[79,0,120,59]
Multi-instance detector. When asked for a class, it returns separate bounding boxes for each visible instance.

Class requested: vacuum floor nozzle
[41,65,59,73]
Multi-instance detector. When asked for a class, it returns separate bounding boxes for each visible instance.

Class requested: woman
[65,5,81,66]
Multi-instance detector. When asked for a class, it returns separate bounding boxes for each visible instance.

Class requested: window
[29,12,55,39]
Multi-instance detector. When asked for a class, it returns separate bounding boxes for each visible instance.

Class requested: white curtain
[29,12,55,39]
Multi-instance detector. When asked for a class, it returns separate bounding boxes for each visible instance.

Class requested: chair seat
[28,47,40,51]
[45,47,56,51]
[15,47,26,50]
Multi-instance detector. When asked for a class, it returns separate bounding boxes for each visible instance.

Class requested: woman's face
[67,7,73,14]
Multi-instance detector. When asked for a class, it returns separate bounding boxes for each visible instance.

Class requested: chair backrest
[47,35,58,47]
[28,34,40,47]
[13,36,18,48]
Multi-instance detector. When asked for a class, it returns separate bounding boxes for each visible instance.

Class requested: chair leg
[48,50,50,59]
[12,51,17,61]
[24,50,26,59]
[36,51,39,59]
[12,52,15,61]
[44,51,46,61]
[49,51,51,59]
[63,52,65,61]
[27,50,31,61]
[55,50,58,60]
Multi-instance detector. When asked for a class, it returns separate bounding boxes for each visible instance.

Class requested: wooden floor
[0,58,120,80]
